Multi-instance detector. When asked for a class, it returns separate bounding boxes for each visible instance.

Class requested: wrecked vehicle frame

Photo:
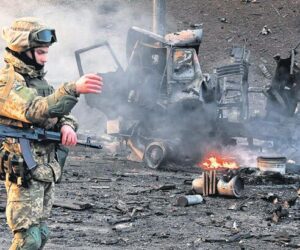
[75,26,300,169]
[75,26,218,169]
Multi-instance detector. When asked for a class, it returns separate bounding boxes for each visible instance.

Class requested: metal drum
[257,156,286,175]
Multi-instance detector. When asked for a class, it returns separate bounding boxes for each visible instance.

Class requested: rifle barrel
[76,142,103,149]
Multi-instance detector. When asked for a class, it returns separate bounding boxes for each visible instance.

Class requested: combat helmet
[1,17,57,53]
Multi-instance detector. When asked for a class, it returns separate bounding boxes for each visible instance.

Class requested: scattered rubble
[176,194,204,207]
[241,0,260,3]
[53,199,93,211]
[260,25,272,35]
[219,17,228,23]
[1,148,299,249]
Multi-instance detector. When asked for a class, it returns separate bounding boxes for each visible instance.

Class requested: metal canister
[192,171,217,196]
[192,177,204,194]
[216,176,244,198]
[257,156,286,175]
[177,195,204,207]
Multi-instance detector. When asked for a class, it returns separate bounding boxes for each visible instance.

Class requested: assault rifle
[0,124,102,171]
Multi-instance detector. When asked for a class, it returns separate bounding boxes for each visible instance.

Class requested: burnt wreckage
[75,27,300,169]
[265,42,300,119]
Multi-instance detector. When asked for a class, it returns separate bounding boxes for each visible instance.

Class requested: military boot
[39,222,50,249]
[10,226,41,250]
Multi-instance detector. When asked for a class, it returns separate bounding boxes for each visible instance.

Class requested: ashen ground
[1,147,300,250]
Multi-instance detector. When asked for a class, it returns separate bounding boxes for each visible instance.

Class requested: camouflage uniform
[0,17,79,249]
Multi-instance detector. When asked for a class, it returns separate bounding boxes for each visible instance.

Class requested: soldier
[0,17,103,249]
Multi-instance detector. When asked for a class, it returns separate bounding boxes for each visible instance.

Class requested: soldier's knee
[12,226,42,250]
[39,223,50,249]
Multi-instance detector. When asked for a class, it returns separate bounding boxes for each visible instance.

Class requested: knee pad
[39,223,50,249]
[13,226,42,250]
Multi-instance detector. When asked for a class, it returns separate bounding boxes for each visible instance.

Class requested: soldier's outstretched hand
[75,73,103,94]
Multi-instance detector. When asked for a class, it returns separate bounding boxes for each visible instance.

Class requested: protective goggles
[32,29,57,43]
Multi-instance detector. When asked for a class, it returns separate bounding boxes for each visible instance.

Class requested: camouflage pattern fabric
[0,47,78,241]
[5,177,54,232]
[0,16,79,250]
[0,51,78,127]
[2,17,51,53]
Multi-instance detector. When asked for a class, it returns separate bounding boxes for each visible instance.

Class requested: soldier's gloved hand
[75,73,103,94]
[61,125,77,146]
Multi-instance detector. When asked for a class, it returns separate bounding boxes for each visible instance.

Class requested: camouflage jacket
[0,51,78,182]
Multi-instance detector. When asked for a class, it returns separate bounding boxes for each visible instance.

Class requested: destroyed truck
[75,26,225,168]
[75,24,300,168]
[74,26,255,169]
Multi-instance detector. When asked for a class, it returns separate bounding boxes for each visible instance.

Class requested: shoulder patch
[13,85,37,102]
[14,84,24,91]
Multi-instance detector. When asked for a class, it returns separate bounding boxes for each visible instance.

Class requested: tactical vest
[23,74,67,184]
[23,75,54,97]
[0,75,56,186]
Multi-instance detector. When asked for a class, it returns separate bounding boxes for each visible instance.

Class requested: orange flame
[198,153,239,171]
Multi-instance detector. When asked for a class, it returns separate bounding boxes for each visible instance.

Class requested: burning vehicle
[75,24,300,170]
[75,26,223,168]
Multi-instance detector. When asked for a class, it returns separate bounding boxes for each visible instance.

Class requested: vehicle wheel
[144,141,167,169]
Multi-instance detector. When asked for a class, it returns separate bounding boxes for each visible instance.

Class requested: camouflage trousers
[5,176,55,232]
